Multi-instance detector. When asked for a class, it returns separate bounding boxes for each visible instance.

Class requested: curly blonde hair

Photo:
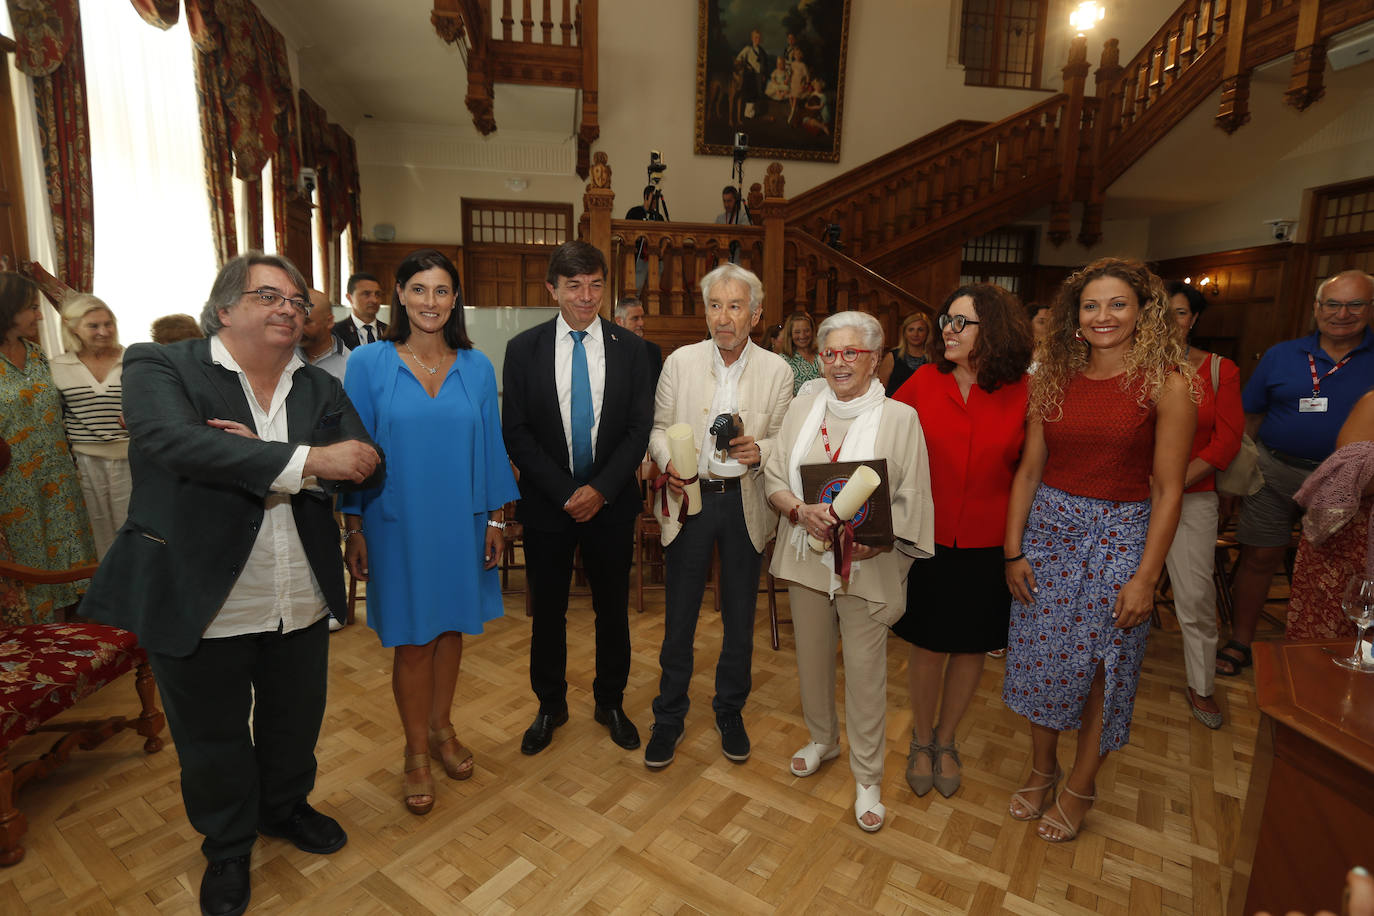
[1030,257,1193,421]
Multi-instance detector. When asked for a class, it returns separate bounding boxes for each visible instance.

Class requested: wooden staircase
[430,0,600,178]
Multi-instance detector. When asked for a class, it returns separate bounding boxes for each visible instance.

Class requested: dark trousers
[148,617,329,861]
[651,488,762,727]
[524,513,634,713]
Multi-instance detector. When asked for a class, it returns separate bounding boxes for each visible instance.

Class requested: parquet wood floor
[0,569,1281,915]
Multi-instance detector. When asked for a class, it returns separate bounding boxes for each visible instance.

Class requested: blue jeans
[651,487,762,727]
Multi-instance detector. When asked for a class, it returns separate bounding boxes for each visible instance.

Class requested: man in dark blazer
[331,271,387,350]
[503,241,653,756]
[83,253,383,916]
[613,295,663,388]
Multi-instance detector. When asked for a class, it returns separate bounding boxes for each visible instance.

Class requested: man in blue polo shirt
[1218,269,1374,677]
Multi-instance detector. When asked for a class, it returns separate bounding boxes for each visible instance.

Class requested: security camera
[298,167,319,195]
[1264,218,1295,242]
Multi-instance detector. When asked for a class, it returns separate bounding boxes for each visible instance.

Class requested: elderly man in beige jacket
[643,263,794,768]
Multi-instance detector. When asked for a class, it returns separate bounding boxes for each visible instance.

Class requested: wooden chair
[0,561,165,866]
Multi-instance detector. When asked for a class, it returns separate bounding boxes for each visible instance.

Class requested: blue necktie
[570,330,594,481]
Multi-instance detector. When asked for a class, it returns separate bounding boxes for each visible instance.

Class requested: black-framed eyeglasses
[938,314,980,333]
[243,288,309,315]
[819,347,877,364]
[1319,299,1370,314]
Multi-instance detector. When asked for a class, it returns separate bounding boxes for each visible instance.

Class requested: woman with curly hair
[890,284,1032,799]
[1002,258,1195,843]
[778,310,822,394]
[878,311,934,396]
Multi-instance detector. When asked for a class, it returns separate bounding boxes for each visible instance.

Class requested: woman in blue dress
[342,249,518,816]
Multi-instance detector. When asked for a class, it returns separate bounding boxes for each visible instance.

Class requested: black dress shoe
[200,854,250,916]
[259,801,347,854]
[520,708,569,755]
[593,704,641,749]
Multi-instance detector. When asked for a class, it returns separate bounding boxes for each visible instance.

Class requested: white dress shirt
[554,314,606,471]
[203,335,328,638]
[350,313,380,344]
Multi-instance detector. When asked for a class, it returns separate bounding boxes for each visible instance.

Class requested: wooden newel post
[1080,38,1124,248]
[760,162,786,331]
[582,151,615,316]
[1049,35,1089,246]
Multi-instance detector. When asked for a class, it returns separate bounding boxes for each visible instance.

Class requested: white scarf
[786,378,887,595]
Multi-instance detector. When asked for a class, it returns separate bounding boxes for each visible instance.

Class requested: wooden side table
[1230,638,1374,915]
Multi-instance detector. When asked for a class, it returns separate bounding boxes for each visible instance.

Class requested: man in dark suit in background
[83,253,383,916]
[332,271,387,350]
[613,295,662,388]
[502,241,653,756]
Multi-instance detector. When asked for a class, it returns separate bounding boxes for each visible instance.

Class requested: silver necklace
[403,341,444,376]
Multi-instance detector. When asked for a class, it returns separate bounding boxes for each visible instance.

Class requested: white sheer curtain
[80,2,215,344]
[0,6,63,351]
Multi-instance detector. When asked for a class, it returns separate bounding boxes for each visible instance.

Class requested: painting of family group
[695,0,851,163]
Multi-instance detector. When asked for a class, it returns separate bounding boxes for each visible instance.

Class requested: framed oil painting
[695,0,851,163]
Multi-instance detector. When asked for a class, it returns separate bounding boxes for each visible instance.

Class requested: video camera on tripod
[644,150,670,220]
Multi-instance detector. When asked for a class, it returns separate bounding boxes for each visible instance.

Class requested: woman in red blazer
[891,284,1033,798]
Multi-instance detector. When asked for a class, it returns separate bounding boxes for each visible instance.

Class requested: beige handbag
[1208,354,1264,497]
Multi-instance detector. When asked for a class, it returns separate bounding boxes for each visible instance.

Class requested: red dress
[1287,496,1370,639]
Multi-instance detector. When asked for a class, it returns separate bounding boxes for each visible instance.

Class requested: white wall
[350,0,1181,241]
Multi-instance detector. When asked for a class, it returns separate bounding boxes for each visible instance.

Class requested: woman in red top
[1164,281,1242,728]
[1003,258,1194,844]
[891,284,1032,799]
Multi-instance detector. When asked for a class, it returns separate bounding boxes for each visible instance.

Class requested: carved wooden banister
[784,231,932,327]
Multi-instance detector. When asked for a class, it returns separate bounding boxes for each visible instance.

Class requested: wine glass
[1334,575,1374,672]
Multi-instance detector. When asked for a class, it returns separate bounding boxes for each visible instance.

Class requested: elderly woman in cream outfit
[765,310,934,832]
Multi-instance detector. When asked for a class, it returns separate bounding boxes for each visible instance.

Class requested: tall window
[81,2,215,343]
[959,0,1048,89]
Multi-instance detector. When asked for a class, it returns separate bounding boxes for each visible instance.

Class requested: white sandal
[854,781,885,833]
[789,742,841,777]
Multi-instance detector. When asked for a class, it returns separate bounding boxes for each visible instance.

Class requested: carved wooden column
[283,191,313,282]
[582,151,614,315]
[1215,0,1251,133]
[760,162,786,331]
[576,0,599,179]
[1049,35,1089,246]
[1079,38,1123,248]
[1285,0,1326,111]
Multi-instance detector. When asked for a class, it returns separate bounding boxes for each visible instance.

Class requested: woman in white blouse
[49,294,129,557]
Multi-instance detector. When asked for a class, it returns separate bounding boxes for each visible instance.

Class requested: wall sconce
[1195,275,1222,297]
[1069,2,1106,35]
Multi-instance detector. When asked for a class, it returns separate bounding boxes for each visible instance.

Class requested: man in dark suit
[83,253,383,916]
[332,271,387,350]
[503,241,653,755]
[613,295,663,388]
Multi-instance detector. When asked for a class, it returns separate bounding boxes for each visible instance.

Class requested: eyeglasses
[243,288,309,315]
[1319,299,1370,314]
[938,314,980,333]
[819,347,877,364]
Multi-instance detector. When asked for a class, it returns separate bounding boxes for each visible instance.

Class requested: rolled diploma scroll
[807,464,881,551]
[666,423,703,516]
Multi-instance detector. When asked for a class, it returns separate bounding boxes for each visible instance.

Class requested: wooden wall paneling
[358,241,464,299]
[283,193,313,285]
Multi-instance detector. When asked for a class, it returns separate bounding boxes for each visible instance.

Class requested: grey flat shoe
[905,730,936,797]
[932,738,962,798]
[1187,688,1223,730]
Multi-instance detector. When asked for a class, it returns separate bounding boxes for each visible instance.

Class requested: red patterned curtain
[127,0,180,29]
[184,0,296,262]
[8,0,94,292]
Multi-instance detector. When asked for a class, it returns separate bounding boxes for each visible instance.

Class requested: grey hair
[1316,269,1374,302]
[700,263,763,315]
[200,251,309,335]
[60,292,118,353]
[613,296,641,320]
[816,310,883,353]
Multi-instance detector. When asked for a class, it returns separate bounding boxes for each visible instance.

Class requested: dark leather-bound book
[799,459,894,547]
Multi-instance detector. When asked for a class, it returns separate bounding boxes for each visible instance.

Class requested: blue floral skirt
[1002,485,1152,753]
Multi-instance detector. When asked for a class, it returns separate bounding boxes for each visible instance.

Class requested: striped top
[48,351,129,459]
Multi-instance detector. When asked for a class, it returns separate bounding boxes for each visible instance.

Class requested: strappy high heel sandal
[1008,765,1061,821]
[905,731,937,797]
[404,753,435,815]
[1037,784,1095,843]
[429,726,475,780]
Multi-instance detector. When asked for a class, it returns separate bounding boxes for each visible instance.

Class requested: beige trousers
[75,452,131,560]
[788,584,891,785]
[1163,490,1220,696]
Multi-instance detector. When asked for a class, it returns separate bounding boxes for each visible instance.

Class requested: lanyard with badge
[1302,352,1352,412]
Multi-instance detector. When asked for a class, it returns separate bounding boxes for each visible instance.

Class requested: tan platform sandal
[429,726,475,780]
[404,753,435,815]
[1037,784,1095,842]
[1008,765,1061,821]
